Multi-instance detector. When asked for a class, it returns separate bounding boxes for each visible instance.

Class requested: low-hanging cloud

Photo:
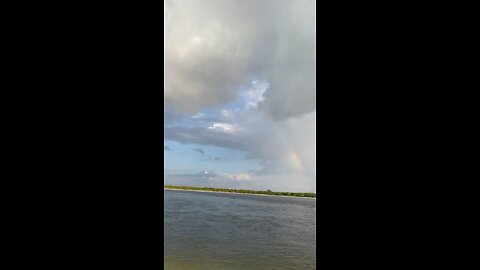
[194,148,205,155]
[165,108,316,191]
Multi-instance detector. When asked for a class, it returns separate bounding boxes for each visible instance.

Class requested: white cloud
[215,172,253,182]
[208,122,236,133]
[239,80,268,109]
[192,113,204,119]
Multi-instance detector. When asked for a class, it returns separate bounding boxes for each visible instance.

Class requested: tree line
[164,185,316,198]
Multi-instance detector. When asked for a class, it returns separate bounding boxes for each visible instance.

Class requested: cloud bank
[164,0,316,192]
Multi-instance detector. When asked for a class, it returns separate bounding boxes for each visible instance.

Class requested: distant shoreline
[164,187,316,200]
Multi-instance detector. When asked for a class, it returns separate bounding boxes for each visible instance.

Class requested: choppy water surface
[164,189,316,270]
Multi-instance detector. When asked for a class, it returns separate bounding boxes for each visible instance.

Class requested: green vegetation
[164,185,316,198]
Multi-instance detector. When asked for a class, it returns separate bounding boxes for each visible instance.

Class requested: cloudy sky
[164,0,316,192]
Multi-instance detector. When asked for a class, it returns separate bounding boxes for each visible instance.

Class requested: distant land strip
[164,185,316,198]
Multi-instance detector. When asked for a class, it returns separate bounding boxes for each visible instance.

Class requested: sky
[164,0,316,192]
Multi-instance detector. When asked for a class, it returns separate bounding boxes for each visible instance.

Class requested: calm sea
[164,189,316,270]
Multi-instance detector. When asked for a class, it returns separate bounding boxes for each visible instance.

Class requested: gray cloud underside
[164,0,316,119]
[194,148,205,155]
[165,111,316,188]
[165,126,247,152]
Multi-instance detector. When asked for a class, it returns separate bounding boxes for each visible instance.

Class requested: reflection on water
[164,189,316,270]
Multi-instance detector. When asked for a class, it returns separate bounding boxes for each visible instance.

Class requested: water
[164,189,316,270]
